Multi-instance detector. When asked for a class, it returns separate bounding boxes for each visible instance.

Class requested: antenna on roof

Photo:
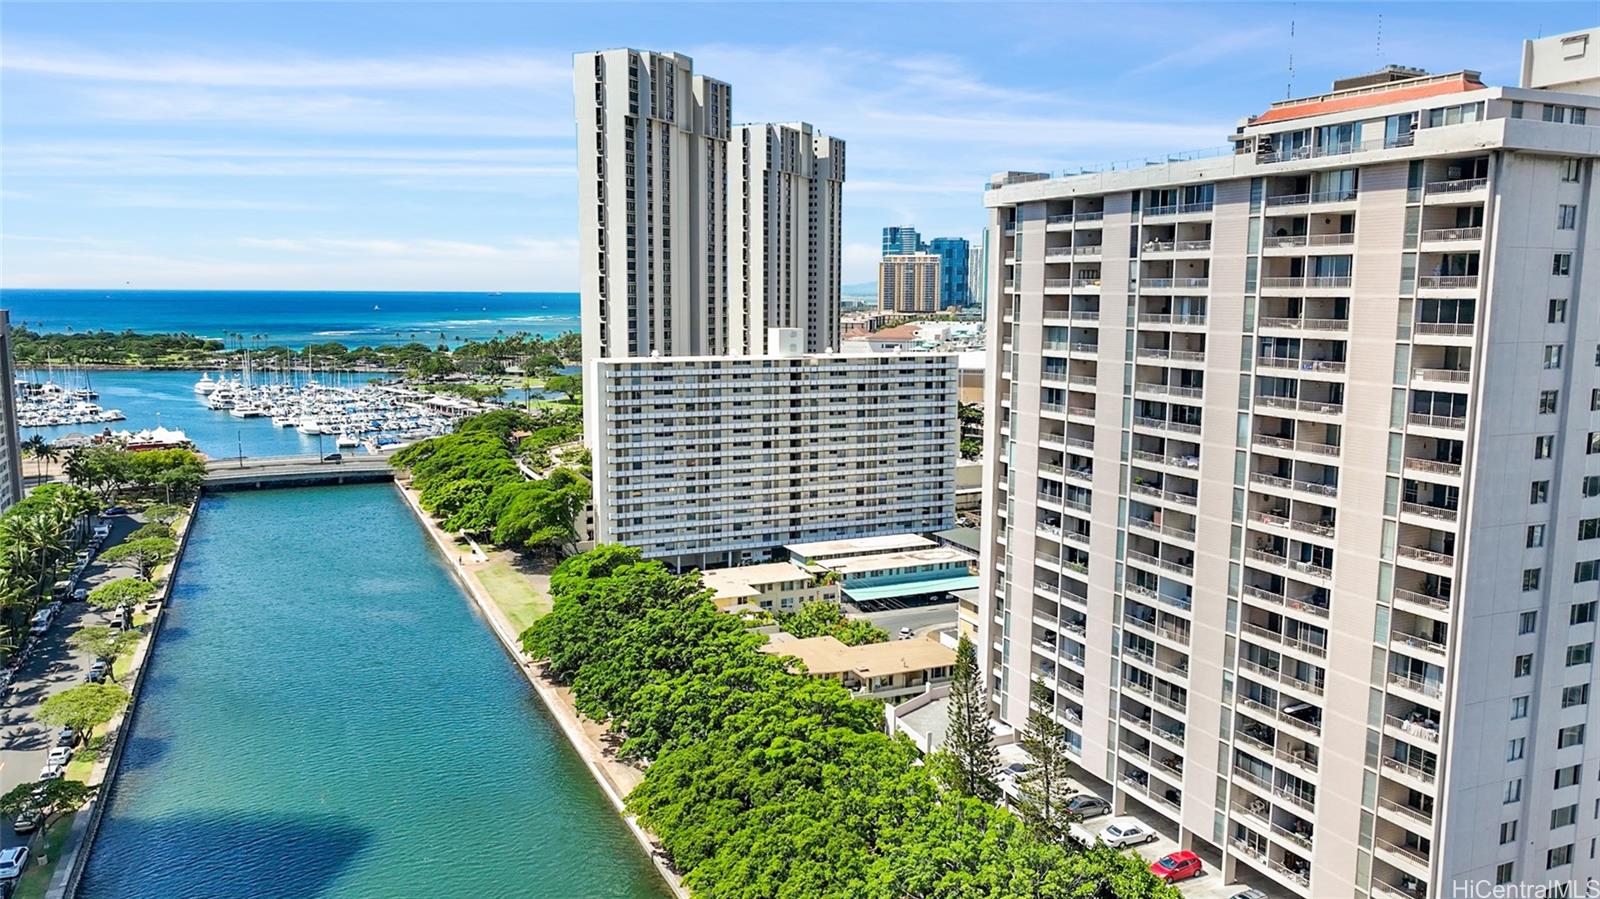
[1376,13,1382,61]
[1286,5,1296,99]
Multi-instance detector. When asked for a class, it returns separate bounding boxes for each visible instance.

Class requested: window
[1593,389,1600,411]
[1578,560,1600,583]
[1562,158,1582,182]
[1568,643,1594,666]
[1559,725,1587,749]
[1512,101,1526,119]
[1507,778,1524,803]
[1496,862,1515,885]
[1513,695,1531,719]
[1553,805,1578,828]
[1554,254,1573,276]
[1537,435,1555,458]
[1563,684,1590,708]
[1550,844,1574,868]
[1551,298,1569,322]
[1546,345,1566,368]
[1587,476,1600,498]
[1530,524,1548,547]
[1533,480,1551,503]
[1541,390,1561,413]
[1428,102,1484,127]
[1509,737,1527,760]
[1584,520,1600,541]
[1521,610,1541,633]
[1574,601,1598,624]
[1526,568,1544,591]
[1502,820,1520,843]
[1591,433,1600,454]
[1559,205,1579,230]
[1557,765,1583,788]
[1515,653,1535,677]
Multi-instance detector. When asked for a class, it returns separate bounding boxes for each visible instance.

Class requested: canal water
[79,484,668,899]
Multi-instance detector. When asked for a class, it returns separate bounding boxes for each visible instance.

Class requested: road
[0,512,144,848]
[848,597,959,637]
[202,452,394,489]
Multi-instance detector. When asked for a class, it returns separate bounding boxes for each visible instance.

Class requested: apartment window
[1579,560,1600,583]
[1587,476,1600,498]
[1529,524,1547,547]
[1560,725,1587,749]
[1507,778,1525,803]
[1534,481,1552,504]
[1526,568,1544,591]
[1550,844,1574,869]
[1559,205,1579,230]
[1593,389,1600,411]
[1541,390,1561,413]
[1502,820,1520,844]
[1511,101,1526,119]
[1557,765,1583,788]
[1568,643,1594,666]
[1574,601,1598,623]
[1562,158,1582,182]
[1563,684,1591,708]
[1546,345,1566,368]
[1513,695,1531,719]
[1515,653,1535,677]
[1591,433,1600,454]
[1550,298,1570,323]
[1554,805,1579,828]
[1496,862,1516,885]
[1522,610,1541,634]
[1509,737,1527,761]
[1537,435,1555,458]
[1554,254,1573,276]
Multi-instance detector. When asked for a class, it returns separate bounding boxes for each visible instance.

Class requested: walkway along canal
[76,484,668,899]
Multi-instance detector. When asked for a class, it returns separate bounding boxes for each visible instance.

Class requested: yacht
[193,373,219,395]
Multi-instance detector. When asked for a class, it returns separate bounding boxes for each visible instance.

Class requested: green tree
[0,778,92,823]
[68,626,141,680]
[37,683,129,740]
[960,437,983,460]
[87,578,157,614]
[776,600,888,646]
[934,634,1000,802]
[142,503,187,527]
[544,373,582,402]
[97,536,177,580]
[125,522,175,542]
[1016,679,1079,846]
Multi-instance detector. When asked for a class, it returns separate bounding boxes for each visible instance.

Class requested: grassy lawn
[12,812,77,899]
[473,559,551,632]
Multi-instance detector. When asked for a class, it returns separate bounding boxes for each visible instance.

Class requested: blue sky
[1,1,1590,292]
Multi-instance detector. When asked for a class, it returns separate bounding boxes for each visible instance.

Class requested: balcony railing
[1252,433,1341,457]
[1386,672,1443,699]
[1413,320,1474,337]
[1074,244,1103,256]
[1255,355,1347,374]
[1138,312,1209,327]
[1401,501,1459,523]
[1047,214,1073,226]
[1411,367,1471,384]
[1406,412,1466,431]
[1402,456,1461,477]
[1259,316,1350,331]
[1426,177,1486,194]
[1376,796,1433,830]
[1420,226,1483,242]
[1393,587,1450,612]
[1385,713,1441,744]
[1397,544,1455,567]
[1306,275,1352,288]
[1379,756,1437,786]
[1417,274,1478,290]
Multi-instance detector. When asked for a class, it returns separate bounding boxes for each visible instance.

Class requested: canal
[79,484,668,898]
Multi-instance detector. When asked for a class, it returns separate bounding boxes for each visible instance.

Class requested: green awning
[843,574,981,603]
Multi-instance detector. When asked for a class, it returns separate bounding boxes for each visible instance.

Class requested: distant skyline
[1,1,1590,291]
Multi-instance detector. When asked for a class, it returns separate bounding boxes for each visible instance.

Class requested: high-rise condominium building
[978,29,1599,899]
[968,243,986,315]
[879,253,941,313]
[587,342,957,570]
[882,224,924,255]
[929,237,971,307]
[574,49,732,362]
[729,122,847,354]
[0,312,23,510]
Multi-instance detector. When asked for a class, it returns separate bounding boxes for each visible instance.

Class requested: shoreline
[391,479,688,899]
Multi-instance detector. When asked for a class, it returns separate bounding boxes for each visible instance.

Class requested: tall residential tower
[979,30,1600,899]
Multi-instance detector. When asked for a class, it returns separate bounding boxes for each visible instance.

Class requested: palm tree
[22,435,47,481]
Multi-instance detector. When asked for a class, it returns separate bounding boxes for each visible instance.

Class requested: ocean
[0,289,581,349]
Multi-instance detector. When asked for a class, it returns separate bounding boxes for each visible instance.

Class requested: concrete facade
[879,253,941,313]
[979,40,1600,899]
[0,312,23,510]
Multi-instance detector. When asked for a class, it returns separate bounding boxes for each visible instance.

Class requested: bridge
[203,453,397,492]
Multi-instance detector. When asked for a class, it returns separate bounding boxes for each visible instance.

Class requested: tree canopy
[98,537,178,580]
[519,545,1179,899]
[38,683,129,737]
[86,578,157,612]
[68,626,141,676]
[0,778,92,820]
[776,599,888,646]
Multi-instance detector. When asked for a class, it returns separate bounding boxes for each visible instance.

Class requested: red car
[1149,850,1203,883]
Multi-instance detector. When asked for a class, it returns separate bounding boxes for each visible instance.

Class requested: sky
[0,1,1591,292]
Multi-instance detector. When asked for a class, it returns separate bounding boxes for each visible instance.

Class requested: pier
[202,453,395,491]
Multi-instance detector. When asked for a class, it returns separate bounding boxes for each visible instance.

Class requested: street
[847,596,959,638]
[0,512,145,848]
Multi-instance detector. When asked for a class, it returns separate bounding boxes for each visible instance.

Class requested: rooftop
[1249,70,1484,126]
[823,546,974,576]
[786,533,935,560]
[698,561,817,601]
[761,634,956,677]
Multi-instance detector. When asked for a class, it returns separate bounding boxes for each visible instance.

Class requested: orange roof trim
[1252,75,1485,125]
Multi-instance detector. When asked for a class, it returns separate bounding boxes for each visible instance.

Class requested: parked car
[28,608,54,636]
[897,627,914,640]
[1232,889,1269,899]
[1065,793,1112,819]
[85,660,109,683]
[38,762,64,781]
[55,726,80,748]
[10,804,41,835]
[72,588,88,602]
[0,846,28,880]
[47,746,73,768]
[1150,850,1203,883]
[322,453,343,463]
[1098,817,1157,848]
[102,506,127,517]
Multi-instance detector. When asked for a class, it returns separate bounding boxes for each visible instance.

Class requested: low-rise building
[698,561,838,613]
[785,533,936,566]
[761,633,955,701]
[820,546,979,605]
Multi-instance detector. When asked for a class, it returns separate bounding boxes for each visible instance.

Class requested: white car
[48,746,73,767]
[1098,817,1157,848]
[0,846,28,880]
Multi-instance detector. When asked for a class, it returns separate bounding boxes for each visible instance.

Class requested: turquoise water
[79,485,668,899]
[0,289,580,349]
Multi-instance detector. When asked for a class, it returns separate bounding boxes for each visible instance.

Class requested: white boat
[335,432,360,448]
[193,373,219,395]
[296,417,326,435]
[229,404,265,419]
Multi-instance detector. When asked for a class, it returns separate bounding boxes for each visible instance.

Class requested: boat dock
[203,454,395,491]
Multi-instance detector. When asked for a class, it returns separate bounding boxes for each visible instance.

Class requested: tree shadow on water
[78,812,372,899]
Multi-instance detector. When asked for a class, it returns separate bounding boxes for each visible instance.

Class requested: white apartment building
[979,29,1600,899]
[0,312,23,510]
[574,49,732,362]
[880,253,942,313]
[730,122,847,355]
[587,343,957,570]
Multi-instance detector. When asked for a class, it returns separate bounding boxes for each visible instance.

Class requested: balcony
[1141,277,1210,291]
[1046,214,1073,228]
[1241,581,1331,619]
[1417,275,1478,290]
[1420,226,1483,243]
[1397,544,1454,569]
[1132,414,1202,436]
[1247,471,1339,500]
[1386,672,1443,702]
[1136,312,1208,327]
[1377,796,1434,831]
[1135,347,1207,365]
[1401,501,1458,524]
[1393,587,1450,615]
[1259,316,1349,332]
[1127,549,1194,579]
[1411,367,1471,386]
[1412,320,1474,339]
[1256,356,1346,375]
[1253,433,1340,458]
[1074,244,1103,257]
[1380,755,1437,788]
[1129,480,1199,507]
[1406,412,1466,431]
[1426,177,1487,195]
[1385,713,1441,745]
